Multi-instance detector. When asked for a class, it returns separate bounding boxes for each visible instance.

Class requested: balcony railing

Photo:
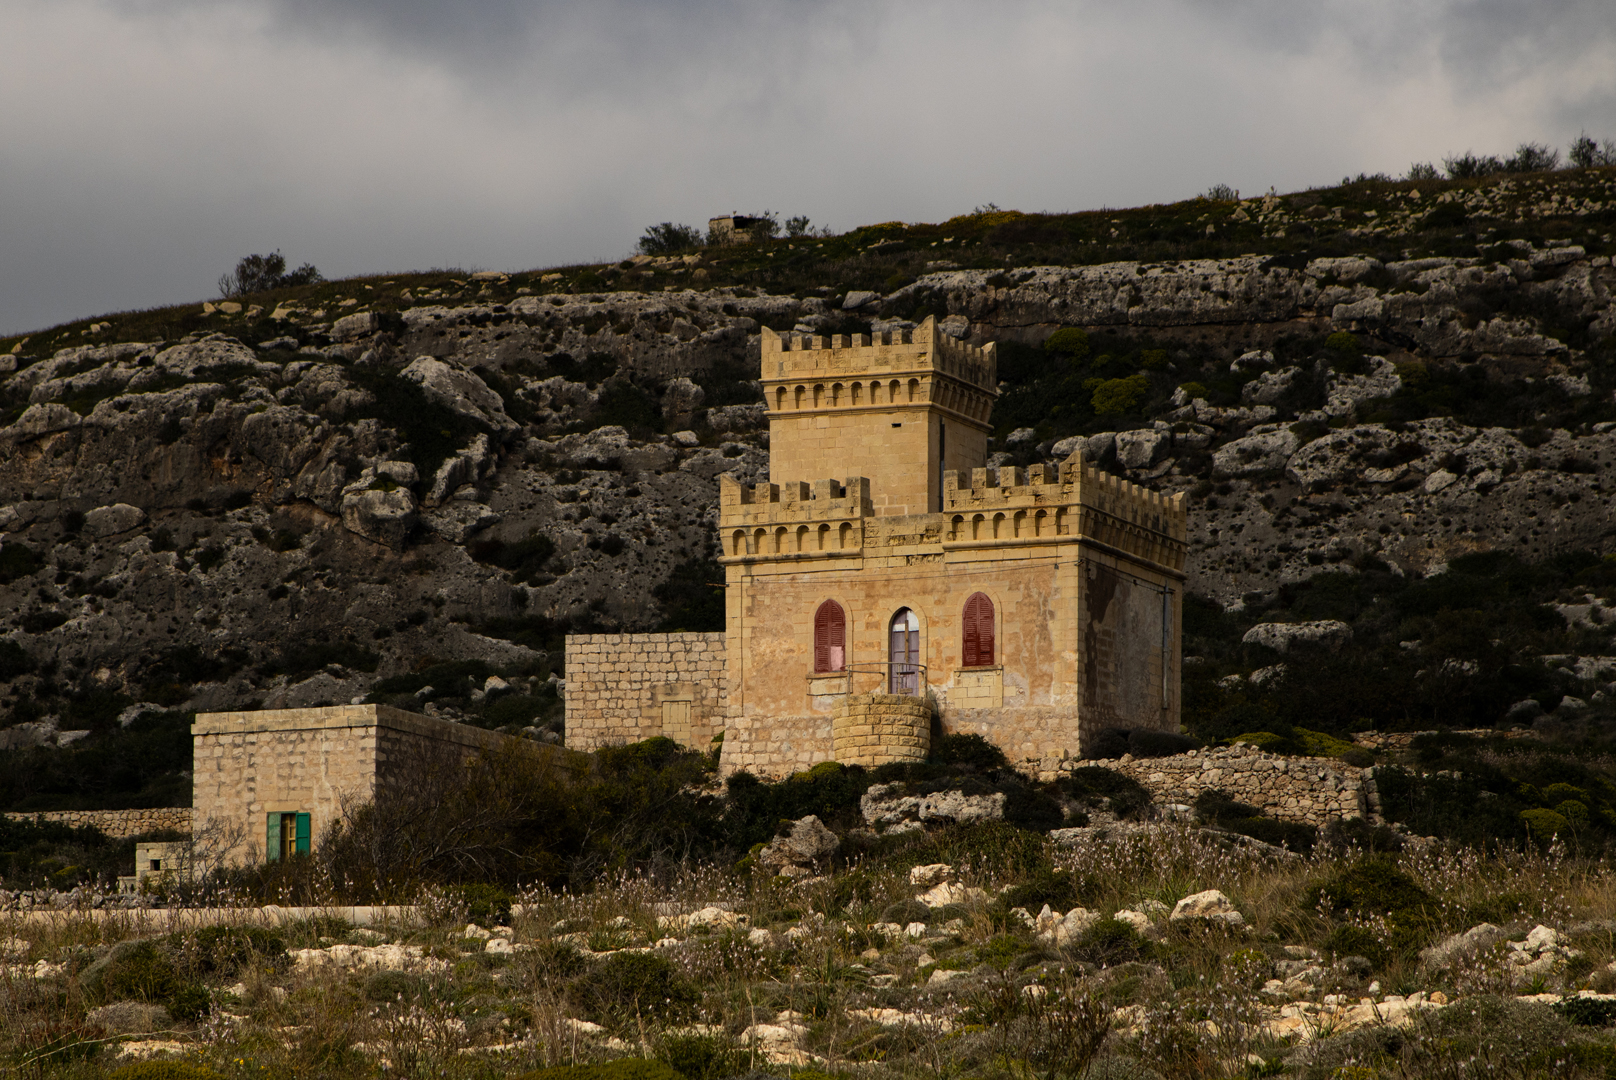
[813,662,929,697]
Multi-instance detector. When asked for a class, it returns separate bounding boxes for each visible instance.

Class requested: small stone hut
[191,704,507,864]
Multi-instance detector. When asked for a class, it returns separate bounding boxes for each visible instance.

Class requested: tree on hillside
[637,223,704,256]
[218,251,323,297]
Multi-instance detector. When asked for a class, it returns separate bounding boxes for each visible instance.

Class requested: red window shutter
[964,592,994,667]
[814,601,845,672]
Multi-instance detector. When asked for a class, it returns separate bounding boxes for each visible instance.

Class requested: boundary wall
[2,808,194,838]
[564,633,727,752]
[1049,743,1377,824]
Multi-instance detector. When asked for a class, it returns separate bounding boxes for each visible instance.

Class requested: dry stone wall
[1051,743,1376,825]
[564,633,727,752]
[1,808,193,838]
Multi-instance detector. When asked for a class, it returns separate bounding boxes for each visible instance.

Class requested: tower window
[963,592,995,667]
[814,600,846,673]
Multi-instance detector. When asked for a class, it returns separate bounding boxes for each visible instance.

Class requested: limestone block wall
[833,693,931,767]
[192,704,508,864]
[2,808,194,838]
[720,711,836,778]
[1049,743,1375,825]
[564,633,727,751]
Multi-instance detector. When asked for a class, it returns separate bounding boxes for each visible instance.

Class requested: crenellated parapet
[942,455,1188,573]
[761,315,997,427]
[719,473,872,561]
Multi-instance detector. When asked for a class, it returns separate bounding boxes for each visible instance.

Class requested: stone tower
[760,316,997,516]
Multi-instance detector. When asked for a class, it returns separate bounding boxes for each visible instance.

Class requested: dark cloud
[2,0,1613,334]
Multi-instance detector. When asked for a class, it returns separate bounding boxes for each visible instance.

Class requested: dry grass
[6,828,1616,1078]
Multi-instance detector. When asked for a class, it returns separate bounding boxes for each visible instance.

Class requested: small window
[814,600,846,673]
[266,811,311,862]
[963,592,995,667]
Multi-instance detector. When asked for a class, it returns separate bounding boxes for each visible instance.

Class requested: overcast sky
[3,1,1614,336]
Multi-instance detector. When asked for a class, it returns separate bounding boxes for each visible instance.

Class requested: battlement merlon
[758,315,997,392]
[719,474,874,528]
[944,452,1188,571]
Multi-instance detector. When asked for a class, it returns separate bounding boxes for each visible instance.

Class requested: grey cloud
[3,0,1614,335]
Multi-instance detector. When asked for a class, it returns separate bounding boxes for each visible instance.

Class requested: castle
[178,317,1188,864]
[566,316,1189,776]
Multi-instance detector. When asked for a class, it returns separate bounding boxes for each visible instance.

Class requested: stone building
[567,316,1189,777]
[191,704,507,864]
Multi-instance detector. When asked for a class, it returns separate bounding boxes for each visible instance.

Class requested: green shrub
[1231,731,1293,752]
[1177,381,1208,400]
[513,1061,684,1080]
[1325,331,1361,353]
[569,952,698,1028]
[1058,767,1153,819]
[182,926,287,975]
[86,940,180,1003]
[1553,995,1616,1027]
[457,882,514,925]
[1044,328,1090,357]
[1521,808,1571,837]
[1091,374,1150,415]
[109,1063,225,1080]
[167,983,212,1022]
[1303,858,1429,916]
[930,732,1010,769]
[362,970,422,1002]
[1139,349,1169,370]
[1324,924,1389,969]
[656,1033,741,1080]
[1069,918,1148,965]
[999,870,1088,914]
[1543,782,1590,805]
[881,899,932,925]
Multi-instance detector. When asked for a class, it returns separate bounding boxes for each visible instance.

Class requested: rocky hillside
[1,167,1615,808]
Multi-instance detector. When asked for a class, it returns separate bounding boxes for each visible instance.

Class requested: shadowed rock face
[0,242,1613,718]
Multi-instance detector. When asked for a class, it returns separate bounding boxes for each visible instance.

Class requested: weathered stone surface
[1242,620,1352,653]
[758,815,839,869]
[400,356,518,437]
[340,485,417,549]
[87,1001,171,1035]
[83,503,146,538]
[1170,890,1245,927]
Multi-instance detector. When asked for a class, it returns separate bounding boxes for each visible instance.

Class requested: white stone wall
[1,808,194,838]
[1049,743,1375,825]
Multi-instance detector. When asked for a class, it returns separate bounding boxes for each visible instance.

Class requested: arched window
[814,600,846,673]
[963,592,995,667]
[889,608,920,694]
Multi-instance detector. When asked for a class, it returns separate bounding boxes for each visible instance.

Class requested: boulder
[1115,429,1169,469]
[1241,367,1300,405]
[908,863,953,887]
[341,486,417,549]
[938,314,970,339]
[707,403,767,432]
[1169,890,1245,927]
[1420,922,1506,968]
[1005,427,1038,447]
[661,378,706,426]
[843,290,880,310]
[83,503,147,538]
[758,814,839,870]
[400,356,518,437]
[1212,428,1301,478]
[1241,620,1352,653]
[330,311,379,342]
